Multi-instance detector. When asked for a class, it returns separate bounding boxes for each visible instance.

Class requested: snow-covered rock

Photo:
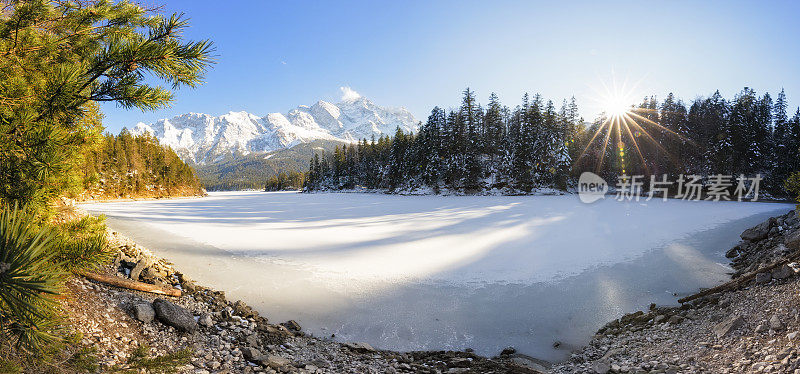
[131,89,418,164]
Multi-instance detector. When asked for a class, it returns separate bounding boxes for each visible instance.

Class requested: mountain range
[131,88,419,164]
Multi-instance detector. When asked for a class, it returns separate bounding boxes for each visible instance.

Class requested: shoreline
[71,205,544,373]
[73,194,800,373]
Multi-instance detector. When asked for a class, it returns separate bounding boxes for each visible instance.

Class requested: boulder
[245,333,260,348]
[198,313,213,327]
[259,354,290,369]
[152,298,197,332]
[772,264,795,280]
[725,244,742,259]
[232,300,258,319]
[741,219,775,242]
[344,342,376,353]
[132,302,155,323]
[500,346,516,356]
[241,347,262,362]
[785,229,800,250]
[668,315,684,325]
[281,320,301,331]
[755,272,772,284]
[129,258,149,281]
[769,315,784,331]
[591,360,611,374]
[713,315,745,338]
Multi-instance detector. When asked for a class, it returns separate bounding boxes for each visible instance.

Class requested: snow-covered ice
[81,191,792,361]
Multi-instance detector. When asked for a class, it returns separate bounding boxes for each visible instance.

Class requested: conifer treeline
[79,130,203,199]
[305,88,800,196]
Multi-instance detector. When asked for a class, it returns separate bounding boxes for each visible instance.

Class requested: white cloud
[340,86,361,102]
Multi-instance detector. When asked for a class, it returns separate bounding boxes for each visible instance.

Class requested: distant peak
[340,86,362,102]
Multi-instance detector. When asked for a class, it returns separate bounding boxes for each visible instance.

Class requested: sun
[603,93,632,117]
[577,73,690,174]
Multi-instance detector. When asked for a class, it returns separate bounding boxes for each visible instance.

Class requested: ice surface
[81,191,792,361]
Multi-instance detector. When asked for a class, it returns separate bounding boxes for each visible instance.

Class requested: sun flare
[602,94,632,117]
[578,74,690,174]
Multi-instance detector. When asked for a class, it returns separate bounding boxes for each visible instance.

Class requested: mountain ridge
[131,89,418,164]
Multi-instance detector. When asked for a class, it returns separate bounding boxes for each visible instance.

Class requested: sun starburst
[577,74,689,174]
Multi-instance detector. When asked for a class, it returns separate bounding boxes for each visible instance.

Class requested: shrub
[0,205,64,353]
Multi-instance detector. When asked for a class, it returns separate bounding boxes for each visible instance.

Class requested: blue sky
[101,0,800,133]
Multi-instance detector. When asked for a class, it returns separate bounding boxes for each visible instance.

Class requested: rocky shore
[64,224,543,373]
[69,207,800,373]
[553,208,800,374]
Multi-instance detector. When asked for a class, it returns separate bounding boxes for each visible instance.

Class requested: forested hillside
[307,88,800,197]
[77,128,204,200]
[194,140,342,190]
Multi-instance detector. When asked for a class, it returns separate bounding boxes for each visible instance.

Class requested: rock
[770,315,784,331]
[232,300,258,319]
[726,244,742,258]
[132,302,155,323]
[152,298,197,332]
[500,346,516,356]
[668,315,684,325]
[198,313,213,327]
[129,258,149,281]
[742,218,775,241]
[787,331,799,340]
[772,264,795,280]
[280,320,301,331]
[241,347,262,362]
[592,360,611,374]
[714,315,745,338]
[259,354,290,369]
[785,229,800,250]
[654,315,666,323]
[755,272,772,284]
[245,333,259,348]
[755,324,768,333]
[509,355,549,372]
[344,342,376,353]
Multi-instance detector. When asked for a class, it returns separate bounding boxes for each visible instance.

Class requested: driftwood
[678,252,799,304]
[75,270,182,297]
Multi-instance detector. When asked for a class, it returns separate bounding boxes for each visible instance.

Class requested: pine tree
[0,0,214,209]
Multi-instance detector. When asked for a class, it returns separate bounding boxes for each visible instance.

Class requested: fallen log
[75,270,182,297]
[678,252,799,304]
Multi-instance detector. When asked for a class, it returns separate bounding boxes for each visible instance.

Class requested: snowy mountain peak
[130,90,418,164]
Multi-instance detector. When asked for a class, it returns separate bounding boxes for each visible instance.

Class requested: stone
[245,334,259,348]
[198,313,213,327]
[787,331,799,340]
[509,356,548,372]
[772,264,795,280]
[592,360,611,374]
[654,315,666,323]
[668,315,683,325]
[500,346,516,355]
[344,342,376,353]
[742,218,775,242]
[755,272,772,284]
[152,298,197,332]
[726,244,742,259]
[260,355,290,369]
[241,347,262,362]
[714,315,745,338]
[233,300,258,319]
[785,229,800,250]
[280,320,301,331]
[132,302,155,323]
[129,258,149,281]
[755,324,768,333]
[770,315,784,331]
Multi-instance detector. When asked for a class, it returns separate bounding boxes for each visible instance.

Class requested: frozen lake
[82,191,792,362]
